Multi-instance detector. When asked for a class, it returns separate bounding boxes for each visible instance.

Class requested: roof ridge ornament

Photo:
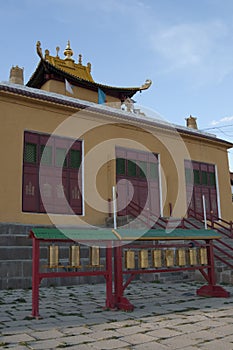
[140,79,152,91]
[36,41,43,59]
[64,40,74,61]
[56,46,60,58]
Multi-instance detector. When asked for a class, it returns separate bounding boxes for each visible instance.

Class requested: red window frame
[22,131,83,215]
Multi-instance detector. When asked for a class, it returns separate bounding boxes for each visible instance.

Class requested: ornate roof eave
[27,43,152,100]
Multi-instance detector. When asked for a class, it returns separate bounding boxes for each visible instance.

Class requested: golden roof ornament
[140,79,152,91]
[87,62,91,72]
[64,40,74,61]
[36,41,43,59]
[56,46,60,58]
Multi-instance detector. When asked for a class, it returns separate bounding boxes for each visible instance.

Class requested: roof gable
[26,41,152,101]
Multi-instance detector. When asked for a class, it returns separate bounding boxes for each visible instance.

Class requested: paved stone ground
[1,280,233,349]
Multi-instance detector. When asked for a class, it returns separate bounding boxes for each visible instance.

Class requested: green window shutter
[150,162,158,179]
[25,143,37,163]
[185,168,192,184]
[70,149,81,168]
[40,145,52,165]
[193,169,200,185]
[139,161,147,178]
[127,160,137,177]
[201,171,208,185]
[116,158,125,175]
[209,172,216,186]
[56,148,67,167]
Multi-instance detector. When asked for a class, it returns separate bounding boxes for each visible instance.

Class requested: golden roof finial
[56,46,60,58]
[140,79,152,90]
[64,40,74,61]
[36,41,43,59]
[78,54,82,65]
[87,62,91,72]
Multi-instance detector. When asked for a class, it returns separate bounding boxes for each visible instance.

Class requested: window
[185,160,217,187]
[23,131,82,215]
[139,161,147,178]
[70,149,81,168]
[209,172,216,186]
[185,168,192,184]
[201,171,208,185]
[194,169,200,185]
[40,145,52,165]
[127,160,137,177]
[149,162,158,179]
[25,143,37,163]
[56,148,67,167]
[116,158,125,175]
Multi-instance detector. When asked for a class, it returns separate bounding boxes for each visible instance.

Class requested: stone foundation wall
[0,224,106,289]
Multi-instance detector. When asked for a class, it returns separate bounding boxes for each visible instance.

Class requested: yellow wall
[0,90,232,227]
[41,79,120,105]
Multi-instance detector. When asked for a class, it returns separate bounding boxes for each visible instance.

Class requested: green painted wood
[116,228,221,240]
[30,228,116,241]
[30,227,221,241]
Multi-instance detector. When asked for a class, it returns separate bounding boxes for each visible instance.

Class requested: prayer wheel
[69,245,80,267]
[152,249,162,268]
[125,250,135,269]
[48,245,59,268]
[139,249,149,269]
[200,247,208,265]
[189,248,198,265]
[90,246,100,266]
[165,249,174,267]
[177,248,186,266]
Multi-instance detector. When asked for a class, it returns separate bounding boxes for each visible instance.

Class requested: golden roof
[37,40,94,82]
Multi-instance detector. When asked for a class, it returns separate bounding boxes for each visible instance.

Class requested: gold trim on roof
[36,40,94,82]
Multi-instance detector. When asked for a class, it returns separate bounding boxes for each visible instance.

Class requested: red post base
[115,296,134,311]
[105,297,116,310]
[197,285,230,298]
[31,314,43,320]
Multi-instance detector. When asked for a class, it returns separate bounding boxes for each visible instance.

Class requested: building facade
[0,41,232,289]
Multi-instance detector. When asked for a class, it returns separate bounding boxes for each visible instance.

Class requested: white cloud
[211,116,233,125]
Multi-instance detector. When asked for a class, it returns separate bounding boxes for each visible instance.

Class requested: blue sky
[0,0,232,169]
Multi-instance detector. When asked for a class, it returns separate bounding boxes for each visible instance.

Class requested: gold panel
[125,250,135,269]
[69,245,80,267]
[165,249,174,267]
[48,245,59,268]
[139,249,149,269]
[177,248,186,266]
[90,246,100,266]
[200,247,208,265]
[152,249,162,268]
[189,248,198,266]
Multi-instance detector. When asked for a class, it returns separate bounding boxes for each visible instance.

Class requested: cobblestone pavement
[1,281,233,349]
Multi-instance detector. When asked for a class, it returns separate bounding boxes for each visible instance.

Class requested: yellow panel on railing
[189,248,198,266]
[90,246,100,266]
[165,249,174,267]
[125,250,135,269]
[152,249,162,268]
[139,249,149,269]
[69,245,81,267]
[177,248,186,266]
[200,247,208,265]
[48,245,59,268]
